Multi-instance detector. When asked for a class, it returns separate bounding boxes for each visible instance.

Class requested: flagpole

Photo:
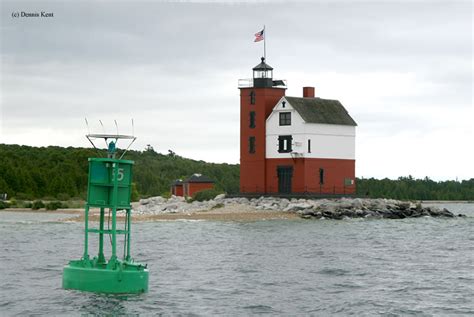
[263,25,266,61]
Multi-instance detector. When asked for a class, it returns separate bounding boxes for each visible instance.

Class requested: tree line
[357,176,474,201]
[0,144,239,200]
[0,144,472,201]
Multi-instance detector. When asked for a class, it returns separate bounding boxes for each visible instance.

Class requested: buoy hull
[63,264,149,294]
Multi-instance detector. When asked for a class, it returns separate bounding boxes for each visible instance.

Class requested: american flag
[254,29,264,42]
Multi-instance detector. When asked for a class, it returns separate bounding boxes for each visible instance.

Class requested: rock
[395,201,410,210]
[237,198,249,204]
[214,194,226,201]
[440,208,454,217]
[134,195,459,220]
[351,198,364,209]
[163,204,178,211]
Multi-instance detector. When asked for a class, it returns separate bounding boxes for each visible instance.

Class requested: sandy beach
[2,205,300,222]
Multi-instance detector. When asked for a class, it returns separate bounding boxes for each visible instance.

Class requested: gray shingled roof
[285,97,357,126]
[171,179,183,186]
[185,174,215,183]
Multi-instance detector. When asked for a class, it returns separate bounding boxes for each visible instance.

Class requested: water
[1,203,473,316]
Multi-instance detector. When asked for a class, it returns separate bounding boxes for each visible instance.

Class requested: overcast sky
[1,0,472,180]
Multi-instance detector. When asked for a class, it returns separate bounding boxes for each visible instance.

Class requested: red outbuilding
[239,58,357,195]
[183,174,215,197]
[170,179,184,197]
[171,174,215,197]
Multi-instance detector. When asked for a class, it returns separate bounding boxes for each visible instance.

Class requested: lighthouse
[238,57,286,193]
[238,58,357,195]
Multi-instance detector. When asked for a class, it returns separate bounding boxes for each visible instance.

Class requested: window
[249,111,256,128]
[319,168,325,184]
[282,101,286,108]
[250,91,255,105]
[278,135,292,153]
[279,112,291,126]
[308,139,311,153]
[249,137,256,154]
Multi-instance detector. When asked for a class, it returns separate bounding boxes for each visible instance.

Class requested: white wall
[266,97,356,160]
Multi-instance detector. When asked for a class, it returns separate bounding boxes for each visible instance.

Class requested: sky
[1,0,472,181]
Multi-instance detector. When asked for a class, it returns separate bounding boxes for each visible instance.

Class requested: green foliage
[0,144,239,200]
[161,191,172,199]
[130,183,139,202]
[9,199,32,208]
[32,200,45,210]
[1,144,472,201]
[191,189,223,202]
[356,176,474,200]
[0,201,9,209]
[56,193,70,201]
[46,201,63,210]
[64,200,85,209]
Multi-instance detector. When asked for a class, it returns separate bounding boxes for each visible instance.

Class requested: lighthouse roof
[285,97,357,126]
[253,57,273,71]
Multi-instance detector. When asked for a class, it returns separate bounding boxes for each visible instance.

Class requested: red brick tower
[239,58,286,193]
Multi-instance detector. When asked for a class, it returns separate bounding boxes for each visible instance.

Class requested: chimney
[303,86,315,98]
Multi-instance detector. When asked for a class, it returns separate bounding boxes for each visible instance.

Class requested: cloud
[1,0,472,179]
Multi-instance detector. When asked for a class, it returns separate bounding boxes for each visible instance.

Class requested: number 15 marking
[113,168,125,181]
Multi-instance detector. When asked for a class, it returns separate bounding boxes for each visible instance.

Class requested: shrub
[131,183,140,202]
[56,193,70,201]
[32,200,45,210]
[0,201,9,209]
[15,193,31,200]
[191,189,223,202]
[161,191,172,199]
[64,200,85,209]
[12,200,33,208]
[46,201,63,210]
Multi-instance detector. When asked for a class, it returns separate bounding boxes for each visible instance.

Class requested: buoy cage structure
[63,133,148,294]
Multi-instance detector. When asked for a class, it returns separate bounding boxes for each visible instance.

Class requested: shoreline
[1,207,300,222]
[0,199,466,222]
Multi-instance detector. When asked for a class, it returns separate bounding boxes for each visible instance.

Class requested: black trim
[319,168,325,185]
[249,111,256,128]
[278,135,292,153]
[277,166,293,194]
[250,91,255,105]
[249,136,256,154]
[279,112,291,126]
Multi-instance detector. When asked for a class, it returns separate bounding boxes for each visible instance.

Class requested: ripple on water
[0,205,473,315]
[317,268,350,276]
[242,304,279,314]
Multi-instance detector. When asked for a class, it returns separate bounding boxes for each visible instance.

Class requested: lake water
[1,203,473,316]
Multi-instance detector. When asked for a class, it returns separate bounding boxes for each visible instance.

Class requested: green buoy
[63,132,149,294]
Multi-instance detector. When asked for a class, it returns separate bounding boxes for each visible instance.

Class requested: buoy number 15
[112,168,125,181]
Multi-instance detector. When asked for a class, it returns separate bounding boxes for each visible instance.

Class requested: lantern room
[253,57,274,88]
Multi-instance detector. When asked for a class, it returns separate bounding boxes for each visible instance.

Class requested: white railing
[237,78,287,88]
[238,79,253,88]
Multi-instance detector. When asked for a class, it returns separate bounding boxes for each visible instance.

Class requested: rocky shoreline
[134,195,464,220]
